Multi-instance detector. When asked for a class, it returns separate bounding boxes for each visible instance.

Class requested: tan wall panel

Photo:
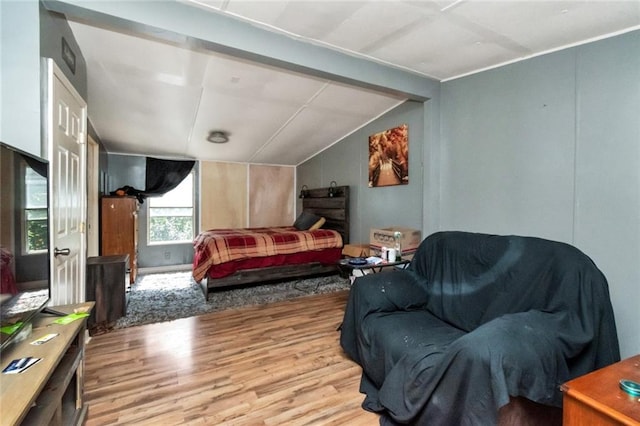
[249,165,294,227]
[200,161,247,230]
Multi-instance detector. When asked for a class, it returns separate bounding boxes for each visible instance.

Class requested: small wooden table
[337,258,410,281]
[87,254,129,333]
[561,354,640,425]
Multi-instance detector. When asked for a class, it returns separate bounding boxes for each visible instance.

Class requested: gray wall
[440,30,639,358]
[0,1,86,157]
[106,154,196,268]
[40,7,87,99]
[298,101,426,244]
[1,1,43,156]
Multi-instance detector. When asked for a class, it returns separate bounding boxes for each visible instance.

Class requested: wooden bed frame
[199,185,350,300]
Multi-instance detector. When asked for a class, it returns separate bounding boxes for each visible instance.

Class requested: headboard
[301,185,350,244]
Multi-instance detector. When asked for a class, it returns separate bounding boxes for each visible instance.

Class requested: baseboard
[138,264,192,275]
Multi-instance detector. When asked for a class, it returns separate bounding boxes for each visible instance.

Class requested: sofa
[340,231,620,425]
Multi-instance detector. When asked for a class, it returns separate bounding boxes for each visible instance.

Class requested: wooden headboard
[302,185,350,244]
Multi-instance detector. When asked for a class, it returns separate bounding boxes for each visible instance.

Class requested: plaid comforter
[192,226,343,282]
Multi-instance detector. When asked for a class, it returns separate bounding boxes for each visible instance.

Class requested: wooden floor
[83,289,379,425]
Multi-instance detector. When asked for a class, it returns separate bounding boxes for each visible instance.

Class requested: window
[148,172,194,244]
[24,165,48,253]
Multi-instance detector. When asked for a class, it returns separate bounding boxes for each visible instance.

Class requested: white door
[45,59,87,306]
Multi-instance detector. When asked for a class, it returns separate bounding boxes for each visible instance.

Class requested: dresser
[562,354,640,425]
[101,196,138,284]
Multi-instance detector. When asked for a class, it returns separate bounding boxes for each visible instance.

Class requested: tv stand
[0,302,94,426]
[41,307,67,316]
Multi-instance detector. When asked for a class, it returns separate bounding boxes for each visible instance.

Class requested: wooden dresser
[101,196,138,284]
[562,354,640,425]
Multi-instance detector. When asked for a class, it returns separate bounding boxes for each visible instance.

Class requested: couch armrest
[441,310,570,410]
[340,271,428,363]
[350,270,428,313]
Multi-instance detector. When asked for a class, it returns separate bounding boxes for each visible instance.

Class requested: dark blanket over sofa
[340,231,620,425]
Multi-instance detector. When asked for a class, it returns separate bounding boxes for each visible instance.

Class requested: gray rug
[114,272,350,329]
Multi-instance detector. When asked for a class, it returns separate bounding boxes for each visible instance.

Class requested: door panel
[46,59,87,306]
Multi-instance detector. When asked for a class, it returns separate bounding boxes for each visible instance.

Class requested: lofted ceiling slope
[62,0,640,165]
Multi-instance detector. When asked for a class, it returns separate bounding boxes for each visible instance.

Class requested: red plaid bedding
[192,226,343,282]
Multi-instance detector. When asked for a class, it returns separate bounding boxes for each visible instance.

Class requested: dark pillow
[293,211,322,230]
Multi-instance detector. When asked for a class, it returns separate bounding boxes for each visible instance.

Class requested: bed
[193,185,349,300]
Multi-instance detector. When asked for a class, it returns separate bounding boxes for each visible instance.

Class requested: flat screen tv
[0,141,52,350]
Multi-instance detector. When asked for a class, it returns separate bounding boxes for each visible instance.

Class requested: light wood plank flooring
[84,289,379,425]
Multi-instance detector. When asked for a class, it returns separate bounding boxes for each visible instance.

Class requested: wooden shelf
[21,345,83,425]
[0,303,93,426]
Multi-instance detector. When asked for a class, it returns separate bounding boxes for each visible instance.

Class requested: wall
[109,155,295,268]
[0,2,86,157]
[199,161,295,231]
[40,7,87,100]
[106,154,195,268]
[249,164,294,227]
[440,31,639,358]
[573,32,639,360]
[1,1,42,156]
[297,101,426,244]
[200,161,247,230]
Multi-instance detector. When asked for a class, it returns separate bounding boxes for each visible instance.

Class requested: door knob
[54,247,71,257]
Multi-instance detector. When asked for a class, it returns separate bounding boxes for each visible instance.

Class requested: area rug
[113,272,350,329]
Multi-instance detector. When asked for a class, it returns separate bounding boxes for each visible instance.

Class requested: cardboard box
[369,226,422,258]
[342,244,370,258]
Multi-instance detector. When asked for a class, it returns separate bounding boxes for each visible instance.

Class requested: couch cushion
[361,310,465,388]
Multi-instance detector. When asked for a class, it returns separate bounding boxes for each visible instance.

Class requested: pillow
[293,211,322,230]
[308,217,326,231]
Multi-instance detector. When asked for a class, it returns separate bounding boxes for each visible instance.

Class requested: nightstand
[561,354,640,425]
[86,254,129,333]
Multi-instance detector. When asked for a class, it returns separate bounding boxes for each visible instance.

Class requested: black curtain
[143,157,195,197]
[21,154,48,178]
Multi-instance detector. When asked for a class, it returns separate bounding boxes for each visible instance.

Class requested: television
[0,141,52,350]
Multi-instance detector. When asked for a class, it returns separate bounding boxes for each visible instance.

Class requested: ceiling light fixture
[207,130,230,144]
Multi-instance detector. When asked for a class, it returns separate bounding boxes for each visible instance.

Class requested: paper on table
[53,312,89,325]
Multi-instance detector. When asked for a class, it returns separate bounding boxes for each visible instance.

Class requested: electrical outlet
[164,252,171,260]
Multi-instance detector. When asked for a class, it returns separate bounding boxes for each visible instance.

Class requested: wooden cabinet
[101,196,138,284]
[562,354,640,425]
[0,303,93,426]
[86,255,129,333]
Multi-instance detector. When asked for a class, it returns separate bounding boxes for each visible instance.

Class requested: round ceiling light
[207,130,230,144]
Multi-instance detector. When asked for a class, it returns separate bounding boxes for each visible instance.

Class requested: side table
[86,254,129,333]
[561,354,640,425]
[337,258,410,283]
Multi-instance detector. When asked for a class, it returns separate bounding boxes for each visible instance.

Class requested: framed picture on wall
[368,124,408,187]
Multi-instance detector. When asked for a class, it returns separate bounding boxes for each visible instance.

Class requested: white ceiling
[66,0,640,165]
